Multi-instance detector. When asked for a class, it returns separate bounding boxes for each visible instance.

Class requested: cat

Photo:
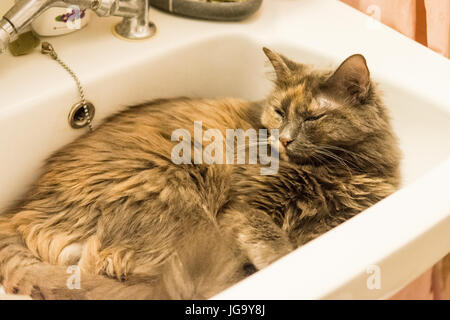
[0,47,401,299]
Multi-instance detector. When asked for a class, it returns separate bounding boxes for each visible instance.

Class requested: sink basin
[0,0,449,299]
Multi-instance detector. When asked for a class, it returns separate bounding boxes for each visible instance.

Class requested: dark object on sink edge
[149,0,263,21]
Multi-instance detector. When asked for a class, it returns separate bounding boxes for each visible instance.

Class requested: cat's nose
[280,135,293,147]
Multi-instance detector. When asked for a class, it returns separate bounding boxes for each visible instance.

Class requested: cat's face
[261,48,383,164]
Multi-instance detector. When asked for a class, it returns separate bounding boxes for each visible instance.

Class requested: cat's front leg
[218,203,293,270]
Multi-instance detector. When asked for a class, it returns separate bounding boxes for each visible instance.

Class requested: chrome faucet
[0,0,156,53]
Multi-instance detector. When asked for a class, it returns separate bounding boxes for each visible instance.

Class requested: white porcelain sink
[0,0,449,299]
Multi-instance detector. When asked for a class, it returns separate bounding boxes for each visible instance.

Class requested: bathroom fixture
[0,0,156,53]
[68,101,95,129]
[41,41,95,131]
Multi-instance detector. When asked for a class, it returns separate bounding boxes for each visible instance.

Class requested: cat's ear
[325,54,371,104]
[263,47,300,85]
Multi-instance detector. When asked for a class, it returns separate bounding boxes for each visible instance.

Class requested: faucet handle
[112,0,156,40]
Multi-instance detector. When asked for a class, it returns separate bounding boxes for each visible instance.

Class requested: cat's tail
[159,226,249,299]
[0,215,170,300]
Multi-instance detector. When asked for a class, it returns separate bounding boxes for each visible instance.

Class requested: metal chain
[41,42,93,132]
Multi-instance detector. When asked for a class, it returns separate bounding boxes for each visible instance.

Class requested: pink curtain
[341,0,450,58]
[425,0,450,58]
[390,255,450,300]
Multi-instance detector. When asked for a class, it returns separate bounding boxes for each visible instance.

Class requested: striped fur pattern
[0,48,401,299]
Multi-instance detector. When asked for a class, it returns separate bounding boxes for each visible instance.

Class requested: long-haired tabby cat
[0,47,401,299]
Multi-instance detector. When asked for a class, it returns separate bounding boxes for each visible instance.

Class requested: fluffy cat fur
[0,48,401,299]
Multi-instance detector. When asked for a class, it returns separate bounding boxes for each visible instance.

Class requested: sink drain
[68,101,95,129]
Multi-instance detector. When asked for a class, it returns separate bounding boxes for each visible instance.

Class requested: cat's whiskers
[310,153,326,167]
[315,148,354,175]
[318,144,382,171]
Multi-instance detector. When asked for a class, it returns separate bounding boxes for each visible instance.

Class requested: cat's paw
[95,247,134,282]
[29,285,88,300]
[2,268,89,300]
[3,280,87,300]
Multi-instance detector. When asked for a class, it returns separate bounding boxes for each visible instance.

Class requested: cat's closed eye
[304,114,326,122]
[275,109,285,118]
